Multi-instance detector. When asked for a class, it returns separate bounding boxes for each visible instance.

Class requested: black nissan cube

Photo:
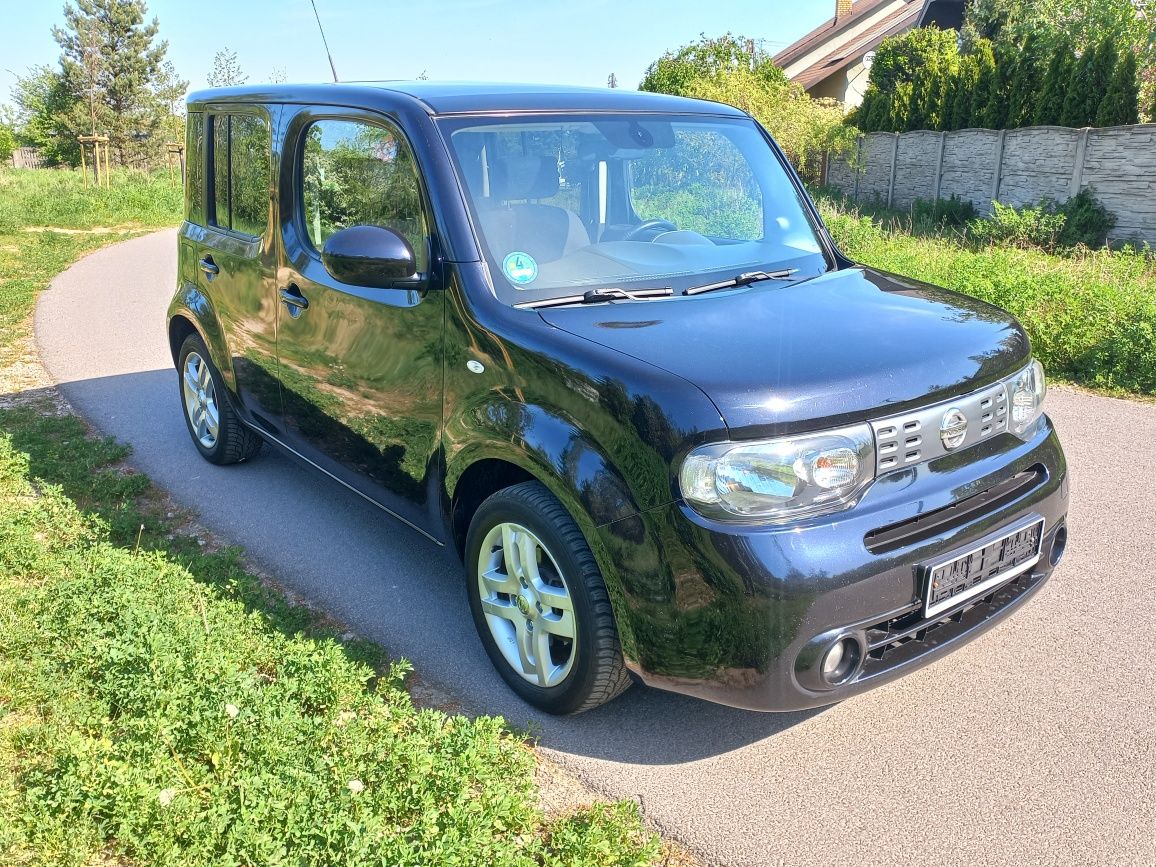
[168,82,1069,714]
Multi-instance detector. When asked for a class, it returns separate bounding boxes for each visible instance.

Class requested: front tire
[465,481,632,715]
[177,333,262,465]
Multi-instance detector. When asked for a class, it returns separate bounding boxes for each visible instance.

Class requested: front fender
[444,396,644,529]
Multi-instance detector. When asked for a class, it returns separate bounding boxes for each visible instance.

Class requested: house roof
[772,0,893,71]
[775,0,965,93]
[793,3,924,90]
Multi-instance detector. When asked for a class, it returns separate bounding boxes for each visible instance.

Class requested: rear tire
[465,481,632,715]
[177,333,262,465]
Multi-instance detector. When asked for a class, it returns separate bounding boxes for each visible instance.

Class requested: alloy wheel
[476,522,577,688]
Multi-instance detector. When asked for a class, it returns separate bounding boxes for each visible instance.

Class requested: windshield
[439,113,828,305]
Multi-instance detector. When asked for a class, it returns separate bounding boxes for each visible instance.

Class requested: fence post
[1069,127,1090,198]
[991,129,1007,207]
[886,132,900,207]
[933,131,946,201]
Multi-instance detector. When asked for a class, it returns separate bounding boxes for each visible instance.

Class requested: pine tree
[907,73,932,130]
[1005,33,1039,128]
[1061,47,1095,126]
[52,0,185,166]
[981,47,1012,129]
[950,55,979,130]
[889,83,913,131]
[207,47,247,88]
[867,90,891,131]
[1064,37,1117,127]
[1034,41,1072,126]
[931,67,953,130]
[971,40,998,127]
[1096,49,1139,126]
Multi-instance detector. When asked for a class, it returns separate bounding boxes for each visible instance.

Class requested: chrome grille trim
[871,380,1010,475]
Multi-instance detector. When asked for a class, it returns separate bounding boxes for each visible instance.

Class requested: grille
[863,466,1045,554]
[857,568,1045,678]
[872,381,1009,475]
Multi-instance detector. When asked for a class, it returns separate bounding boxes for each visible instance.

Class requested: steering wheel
[623,219,678,241]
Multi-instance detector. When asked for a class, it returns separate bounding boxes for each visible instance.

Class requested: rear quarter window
[209,112,271,239]
[184,112,205,225]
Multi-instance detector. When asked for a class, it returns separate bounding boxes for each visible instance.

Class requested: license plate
[923,517,1044,618]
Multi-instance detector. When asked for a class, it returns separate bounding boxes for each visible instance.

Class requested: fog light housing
[820,637,861,685]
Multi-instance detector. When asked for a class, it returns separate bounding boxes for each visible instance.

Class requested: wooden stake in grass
[134,522,144,553]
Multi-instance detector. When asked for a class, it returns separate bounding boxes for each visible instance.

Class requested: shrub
[966,189,1115,252]
[910,194,977,230]
[1056,187,1117,248]
[968,200,1068,250]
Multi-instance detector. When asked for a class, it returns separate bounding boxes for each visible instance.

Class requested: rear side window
[184,112,205,225]
[300,118,428,270]
[209,112,271,238]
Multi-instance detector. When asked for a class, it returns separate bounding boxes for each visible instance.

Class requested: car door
[198,106,284,432]
[275,107,444,536]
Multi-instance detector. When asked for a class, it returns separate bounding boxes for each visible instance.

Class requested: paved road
[33,231,1155,866]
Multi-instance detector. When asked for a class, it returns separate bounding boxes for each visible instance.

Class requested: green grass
[817,194,1156,396]
[0,168,183,369]
[0,168,663,866]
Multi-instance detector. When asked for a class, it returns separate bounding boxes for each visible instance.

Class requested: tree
[640,33,787,96]
[640,34,858,181]
[970,40,998,127]
[980,45,1013,128]
[10,66,80,165]
[1034,41,1073,125]
[207,47,247,88]
[53,0,187,166]
[949,54,981,129]
[1063,37,1119,126]
[0,121,15,163]
[1005,33,1041,127]
[1096,48,1140,125]
[607,73,618,89]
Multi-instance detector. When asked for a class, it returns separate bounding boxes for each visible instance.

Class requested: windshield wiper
[516,286,674,310]
[682,269,799,296]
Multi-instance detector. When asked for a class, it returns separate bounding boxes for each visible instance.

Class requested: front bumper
[596,418,1069,712]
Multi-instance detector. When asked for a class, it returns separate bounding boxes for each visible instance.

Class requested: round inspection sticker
[502,251,539,286]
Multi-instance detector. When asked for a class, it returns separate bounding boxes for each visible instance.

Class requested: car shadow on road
[4,370,822,765]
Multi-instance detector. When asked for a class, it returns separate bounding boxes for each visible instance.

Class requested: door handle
[199,256,219,279]
[279,285,309,316]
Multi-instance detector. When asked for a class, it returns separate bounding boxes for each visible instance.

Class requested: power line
[309,0,339,83]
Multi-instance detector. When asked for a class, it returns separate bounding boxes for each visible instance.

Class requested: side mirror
[320,225,418,288]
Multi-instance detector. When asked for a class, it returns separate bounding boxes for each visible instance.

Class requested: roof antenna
[309,0,339,82]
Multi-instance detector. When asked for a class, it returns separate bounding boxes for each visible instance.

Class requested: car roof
[185,80,748,118]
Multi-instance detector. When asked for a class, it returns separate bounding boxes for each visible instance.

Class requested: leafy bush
[967,200,1068,250]
[966,189,1116,252]
[1056,187,1117,248]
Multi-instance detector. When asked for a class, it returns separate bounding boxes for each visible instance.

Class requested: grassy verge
[0,168,663,865]
[816,192,1156,396]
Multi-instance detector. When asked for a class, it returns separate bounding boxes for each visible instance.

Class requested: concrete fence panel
[938,129,1000,206]
[891,130,941,209]
[828,123,1156,244]
[999,127,1080,207]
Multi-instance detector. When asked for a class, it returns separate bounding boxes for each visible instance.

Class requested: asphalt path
[32,230,1155,866]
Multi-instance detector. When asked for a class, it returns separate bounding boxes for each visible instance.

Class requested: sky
[0,0,832,99]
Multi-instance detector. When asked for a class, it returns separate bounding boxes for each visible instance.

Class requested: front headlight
[1010,359,1047,439]
[679,423,875,522]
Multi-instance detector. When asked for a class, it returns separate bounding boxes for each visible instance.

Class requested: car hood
[537,267,1031,439]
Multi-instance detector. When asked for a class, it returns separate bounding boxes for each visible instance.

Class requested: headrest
[489,156,559,201]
